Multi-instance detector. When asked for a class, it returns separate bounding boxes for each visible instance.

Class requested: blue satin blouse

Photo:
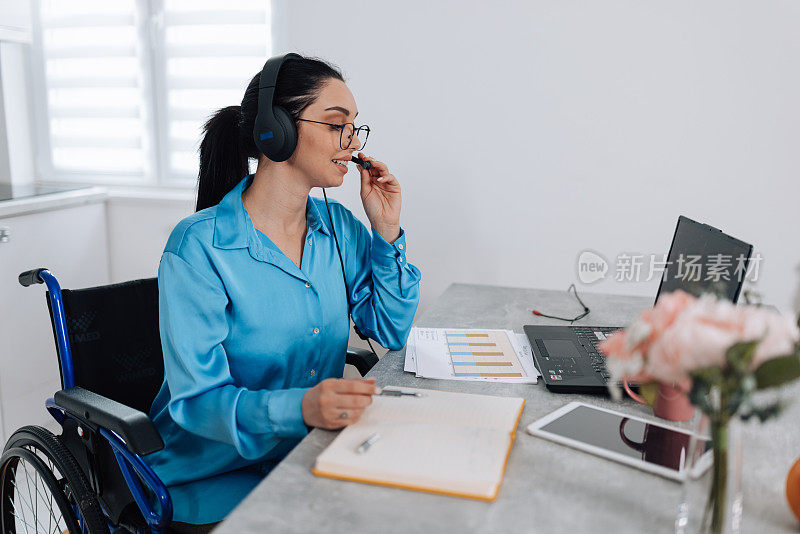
[144,175,421,524]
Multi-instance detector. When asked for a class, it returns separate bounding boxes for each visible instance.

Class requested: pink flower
[743,307,800,367]
[598,330,628,359]
[601,290,800,387]
[600,290,699,382]
[641,290,697,335]
[645,307,735,383]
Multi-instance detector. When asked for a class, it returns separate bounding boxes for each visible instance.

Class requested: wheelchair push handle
[19,268,48,287]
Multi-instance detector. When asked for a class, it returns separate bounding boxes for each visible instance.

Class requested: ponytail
[196,106,250,211]
[194,55,344,212]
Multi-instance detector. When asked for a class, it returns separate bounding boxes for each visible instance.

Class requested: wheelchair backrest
[45,278,164,414]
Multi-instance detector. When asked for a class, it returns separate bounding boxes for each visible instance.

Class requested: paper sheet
[403,327,538,384]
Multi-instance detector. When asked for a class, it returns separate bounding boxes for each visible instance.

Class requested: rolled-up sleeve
[342,218,421,351]
[158,251,309,460]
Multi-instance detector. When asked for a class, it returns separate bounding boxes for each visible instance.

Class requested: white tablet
[526,402,712,480]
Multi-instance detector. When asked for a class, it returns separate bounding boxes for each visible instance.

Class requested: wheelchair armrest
[54,386,164,456]
[345,346,379,377]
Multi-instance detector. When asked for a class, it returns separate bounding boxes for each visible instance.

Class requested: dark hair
[195,55,344,211]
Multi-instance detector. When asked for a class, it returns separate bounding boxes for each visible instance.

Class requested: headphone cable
[321,188,379,359]
[531,284,590,323]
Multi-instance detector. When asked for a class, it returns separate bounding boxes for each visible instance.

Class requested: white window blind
[33,0,270,185]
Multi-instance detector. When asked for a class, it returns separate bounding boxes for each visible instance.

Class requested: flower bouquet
[599,290,800,533]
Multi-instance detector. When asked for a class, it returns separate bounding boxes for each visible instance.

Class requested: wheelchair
[1,268,379,533]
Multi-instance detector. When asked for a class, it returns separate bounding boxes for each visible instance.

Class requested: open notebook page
[360,386,524,430]
[314,387,525,499]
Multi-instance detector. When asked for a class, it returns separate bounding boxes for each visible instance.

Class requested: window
[31,0,270,186]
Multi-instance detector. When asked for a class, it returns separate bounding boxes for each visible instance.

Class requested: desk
[216,283,800,533]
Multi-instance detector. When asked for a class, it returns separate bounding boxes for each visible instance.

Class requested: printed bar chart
[445,331,525,377]
[406,326,539,383]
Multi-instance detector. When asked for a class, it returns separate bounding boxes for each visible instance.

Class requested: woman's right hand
[302,377,380,429]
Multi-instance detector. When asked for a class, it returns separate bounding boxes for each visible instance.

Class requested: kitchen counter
[0,183,107,218]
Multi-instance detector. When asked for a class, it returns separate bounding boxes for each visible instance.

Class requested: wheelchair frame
[19,268,172,534]
[13,266,380,533]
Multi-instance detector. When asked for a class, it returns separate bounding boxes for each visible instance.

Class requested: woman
[145,54,421,532]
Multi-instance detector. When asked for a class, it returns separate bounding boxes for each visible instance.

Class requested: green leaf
[691,366,724,387]
[739,401,783,422]
[688,374,714,413]
[725,340,759,375]
[754,354,800,389]
[724,387,747,416]
[639,382,659,406]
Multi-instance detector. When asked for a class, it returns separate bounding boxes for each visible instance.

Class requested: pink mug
[623,380,695,422]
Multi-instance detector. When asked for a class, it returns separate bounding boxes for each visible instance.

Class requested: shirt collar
[213,175,331,251]
[306,196,331,237]
[213,175,252,250]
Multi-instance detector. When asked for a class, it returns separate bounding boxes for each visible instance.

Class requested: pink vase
[623,381,696,421]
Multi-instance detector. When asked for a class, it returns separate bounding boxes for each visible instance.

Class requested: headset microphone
[351,156,371,170]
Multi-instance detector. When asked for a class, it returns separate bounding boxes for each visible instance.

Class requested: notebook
[312,386,525,500]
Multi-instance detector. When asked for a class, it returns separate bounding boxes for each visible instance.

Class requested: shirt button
[305,282,311,288]
[310,369,316,377]
[308,238,313,246]
[398,257,404,263]
[398,244,404,250]
[313,327,320,335]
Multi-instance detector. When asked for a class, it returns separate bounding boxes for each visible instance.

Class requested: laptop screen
[655,216,752,304]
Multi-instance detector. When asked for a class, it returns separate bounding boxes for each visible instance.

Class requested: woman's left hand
[357,152,401,243]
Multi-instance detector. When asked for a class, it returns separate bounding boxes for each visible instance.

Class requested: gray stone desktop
[215,283,800,533]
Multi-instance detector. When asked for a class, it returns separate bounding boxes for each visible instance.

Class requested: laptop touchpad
[542,339,583,358]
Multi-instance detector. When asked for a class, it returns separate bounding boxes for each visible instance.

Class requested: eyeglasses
[296,119,370,150]
[531,284,590,323]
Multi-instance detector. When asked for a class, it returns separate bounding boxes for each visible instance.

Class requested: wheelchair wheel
[1,446,81,533]
[1,426,109,534]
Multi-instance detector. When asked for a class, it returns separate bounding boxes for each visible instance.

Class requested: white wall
[0,41,35,185]
[106,193,195,283]
[278,0,800,315]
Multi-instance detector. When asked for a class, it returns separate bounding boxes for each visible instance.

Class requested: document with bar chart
[406,328,538,383]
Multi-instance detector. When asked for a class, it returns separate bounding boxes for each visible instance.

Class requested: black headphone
[253,53,303,162]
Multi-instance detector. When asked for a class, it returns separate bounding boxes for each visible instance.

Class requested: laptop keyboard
[569,326,620,383]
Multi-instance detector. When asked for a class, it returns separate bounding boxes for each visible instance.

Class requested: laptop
[524,216,753,393]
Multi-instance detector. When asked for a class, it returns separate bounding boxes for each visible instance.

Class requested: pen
[377,389,423,397]
[356,433,381,453]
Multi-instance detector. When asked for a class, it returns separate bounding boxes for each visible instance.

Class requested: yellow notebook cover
[312,386,525,500]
